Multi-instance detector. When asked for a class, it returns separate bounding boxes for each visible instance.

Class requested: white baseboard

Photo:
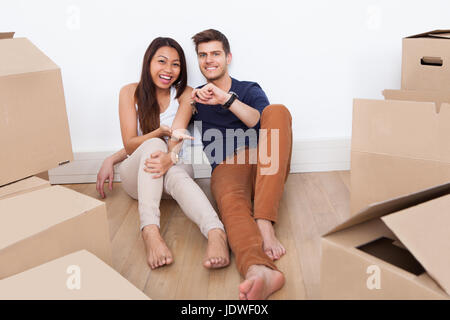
[49,139,351,184]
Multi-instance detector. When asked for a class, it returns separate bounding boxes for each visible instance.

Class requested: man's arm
[227,98,260,128]
[192,83,262,128]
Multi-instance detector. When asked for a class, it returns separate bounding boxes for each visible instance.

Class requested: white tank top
[136,86,189,160]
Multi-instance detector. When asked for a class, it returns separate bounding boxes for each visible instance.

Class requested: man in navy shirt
[191,29,293,300]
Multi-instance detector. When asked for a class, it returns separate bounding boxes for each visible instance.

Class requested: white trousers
[119,138,224,238]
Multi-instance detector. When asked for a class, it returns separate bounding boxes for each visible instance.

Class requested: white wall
[1,0,449,153]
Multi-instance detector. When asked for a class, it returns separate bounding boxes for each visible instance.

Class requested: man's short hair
[192,29,231,56]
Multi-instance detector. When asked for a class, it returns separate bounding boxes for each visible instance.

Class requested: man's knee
[261,104,292,123]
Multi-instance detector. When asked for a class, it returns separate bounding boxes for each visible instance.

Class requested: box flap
[0,38,58,77]
[352,99,450,163]
[406,30,450,39]
[382,194,450,295]
[0,186,104,251]
[324,181,450,236]
[0,32,14,40]
[429,33,450,39]
[383,89,450,113]
[0,177,50,200]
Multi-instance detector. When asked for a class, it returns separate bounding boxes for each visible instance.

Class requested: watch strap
[222,92,238,109]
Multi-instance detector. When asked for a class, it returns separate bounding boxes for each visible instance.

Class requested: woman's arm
[96,148,127,199]
[144,87,195,178]
[168,86,195,155]
[109,148,128,165]
[119,84,170,155]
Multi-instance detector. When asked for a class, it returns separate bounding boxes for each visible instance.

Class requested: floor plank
[65,170,351,300]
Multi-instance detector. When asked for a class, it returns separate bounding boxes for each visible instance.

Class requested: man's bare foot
[256,219,286,261]
[239,265,285,300]
[203,228,230,269]
[142,224,173,270]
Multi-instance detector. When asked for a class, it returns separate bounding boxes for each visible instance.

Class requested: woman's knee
[138,138,168,154]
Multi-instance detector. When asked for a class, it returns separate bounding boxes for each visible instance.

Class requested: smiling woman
[135,37,187,138]
[95,37,230,272]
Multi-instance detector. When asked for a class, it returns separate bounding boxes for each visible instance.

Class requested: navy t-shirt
[192,77,270,171]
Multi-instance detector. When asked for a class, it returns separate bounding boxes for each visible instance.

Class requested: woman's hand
[96,157,115,198]
[159,124,172,138]
[144,151,174,179]
[170,128,194,142]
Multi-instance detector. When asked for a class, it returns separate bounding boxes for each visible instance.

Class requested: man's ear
[226,52,232,65]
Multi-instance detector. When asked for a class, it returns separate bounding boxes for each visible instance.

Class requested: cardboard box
[0,176,50,201]
[0,185,112,280]
[0,32,73,186]
[0,250,149,300]
[350,98,450,214]
[402,30,450,91]
[321,182,450,299]
[383,89,450,111]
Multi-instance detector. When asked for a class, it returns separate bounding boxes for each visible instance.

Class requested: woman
[96,37,229,270]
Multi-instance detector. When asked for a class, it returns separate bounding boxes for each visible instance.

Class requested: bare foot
[256,219,286,261]
[142,225,173,270]
[239,265,285,300]
[203,228,230,269]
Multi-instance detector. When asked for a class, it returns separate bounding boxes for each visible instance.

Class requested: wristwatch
[170,151,179,164]
[222,91,238,109]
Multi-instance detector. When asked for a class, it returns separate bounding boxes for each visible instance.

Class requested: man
[190,29,293,300]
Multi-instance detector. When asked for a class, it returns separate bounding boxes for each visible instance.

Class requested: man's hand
[96,158,114,198]
[191,83,231,106]
[144,151,174,179]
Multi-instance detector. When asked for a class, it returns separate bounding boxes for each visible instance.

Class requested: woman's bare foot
[203,228,230,269]
[239,265,285,300]
[256,219,286,261]
[142,224,173,270]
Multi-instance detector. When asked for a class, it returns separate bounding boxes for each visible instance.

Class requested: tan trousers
[119,138,224,238]
[211,104,293,276]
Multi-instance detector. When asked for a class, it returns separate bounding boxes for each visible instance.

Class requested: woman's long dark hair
[134,37,187,135]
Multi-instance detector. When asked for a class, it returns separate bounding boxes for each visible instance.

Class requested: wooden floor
[65,170,351,300]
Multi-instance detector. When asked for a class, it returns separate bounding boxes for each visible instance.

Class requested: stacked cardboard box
[350,30,450,215]
[0,250,149,300]
[0,32,142,299]
[321,30,450,299]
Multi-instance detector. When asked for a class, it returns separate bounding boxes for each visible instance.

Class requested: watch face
[229,91,239,99]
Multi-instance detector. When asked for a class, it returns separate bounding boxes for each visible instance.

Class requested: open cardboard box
[0,250,149,300]
[350,98,450,214]
[321,181,450,299]
[402,30,450,91]
[0,32,73,187]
